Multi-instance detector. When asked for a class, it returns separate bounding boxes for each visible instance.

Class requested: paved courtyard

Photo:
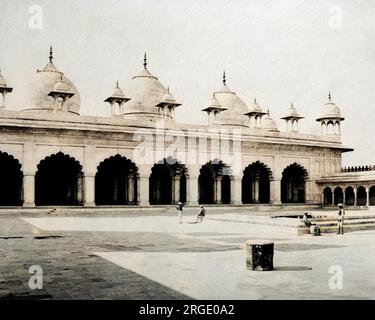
[0,209,374,299]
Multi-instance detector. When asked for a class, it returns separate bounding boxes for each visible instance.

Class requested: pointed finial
[328,91,331,101]
[49,46,53,63]
[116,80,119,88]
[291,102,294,107]
[254,97,257,104]
[223,71,226,85]
[144,52,147,69]
[167,86,170,93]
[267,108,270,116]
[0,68,2,77]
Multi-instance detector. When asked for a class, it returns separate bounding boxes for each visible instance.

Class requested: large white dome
[122,56,170,121]
[21,49,80,115]
[213,74,249,127]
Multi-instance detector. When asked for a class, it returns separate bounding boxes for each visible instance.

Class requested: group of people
[175,202,347,234]
[176,202,205,224]
[303,203,346,235]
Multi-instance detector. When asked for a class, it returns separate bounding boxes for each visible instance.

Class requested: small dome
[282,103,303,119]
[21,47,80,115]
[287,103,299,117]
[53,76,71,93]
[248,98,263,113]
[316,93,344,121]
[262,111,279,132]
[112,82,126,98]
[0,70,7,87]
[202,93,226,125]
[209,94,222,109]
[161,87,178,104]
[104,82,131,105]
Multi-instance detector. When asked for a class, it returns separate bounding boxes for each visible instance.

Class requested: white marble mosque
[0,47,373,208]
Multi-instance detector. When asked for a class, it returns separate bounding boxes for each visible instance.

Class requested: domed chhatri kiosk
[0,47,372,209]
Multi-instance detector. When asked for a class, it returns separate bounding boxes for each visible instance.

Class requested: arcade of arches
[5,149,365,207]
[323,185,375,206]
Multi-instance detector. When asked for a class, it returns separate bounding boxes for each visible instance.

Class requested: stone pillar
[305,180,312,203]
[271,179,281,204]
[332,191,335,206]
[110,102,115,117]
[117,102,122,116]
[366,187,370,206]
[254,174,260,203]
[287,180,293,202]
[354,187,358,206]
[127,175,135,204]
[213,176,217,204]
[113,177,119,202]
[269,179,274,204]
[125,176,131,204]
[84,175,95,207]
[138,176,149,206]
[230,177,242,205]
[174,174,181,204]
[77,175,84,205]
[23,175,35,207]
[187,175,198,206]
[215,176,222,204]
[251,180,255,202]
[171,175,175,204]
[343,190,346,205]
[0,93,5,109]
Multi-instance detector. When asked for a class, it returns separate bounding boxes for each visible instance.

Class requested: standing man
[177,201,185,223]
[337,203,345,235]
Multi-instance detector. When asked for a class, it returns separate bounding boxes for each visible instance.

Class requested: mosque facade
[0,48,372,208]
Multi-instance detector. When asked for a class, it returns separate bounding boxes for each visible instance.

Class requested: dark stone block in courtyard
[246,240,274,271]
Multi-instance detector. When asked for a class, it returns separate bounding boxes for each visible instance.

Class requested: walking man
[177,201,185,223]
[337,203,345,235]
[196,206,206,223]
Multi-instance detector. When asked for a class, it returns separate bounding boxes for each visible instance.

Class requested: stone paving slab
[94,242,375,300]
[0,211,374,299]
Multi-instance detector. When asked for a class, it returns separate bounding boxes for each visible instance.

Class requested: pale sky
[1,0,375,166]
